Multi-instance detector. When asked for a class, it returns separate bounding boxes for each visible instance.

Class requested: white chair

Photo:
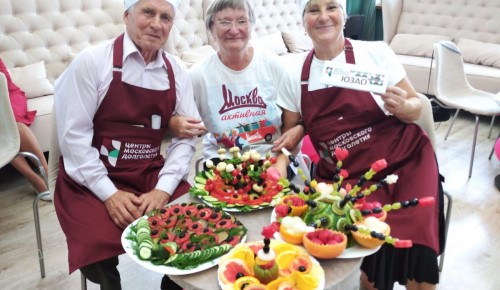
[415,93,452,272]
[0,72,49,278]
[47,107,88,289]
[432,40,500,178]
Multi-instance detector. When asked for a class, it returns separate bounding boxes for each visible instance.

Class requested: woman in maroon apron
[276,1,445,290]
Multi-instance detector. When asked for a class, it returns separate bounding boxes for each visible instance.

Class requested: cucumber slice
[205,170,216,180]
[202,195,219,202]
[139,247,152,260]
[194,176,207,184]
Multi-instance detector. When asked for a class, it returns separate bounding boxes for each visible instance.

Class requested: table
[168,194,362,290]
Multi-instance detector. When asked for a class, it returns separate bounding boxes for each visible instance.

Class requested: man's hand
[137,189,170,216]
[272,125,305,153]
[104,190,142,229]
[168,115,206,138]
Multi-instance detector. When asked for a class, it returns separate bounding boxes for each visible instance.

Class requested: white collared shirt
[54,32,200,201]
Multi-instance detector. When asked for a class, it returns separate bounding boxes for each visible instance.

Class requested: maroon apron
[54,34,191,273]
[300,39,440,254]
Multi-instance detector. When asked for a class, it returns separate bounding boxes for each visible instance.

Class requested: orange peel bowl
[289,204,308,217]
[279,225,304,245]
[351,223,390,249]
[377,210,387,222]
[282,197,309,217]
[302,230,347,259]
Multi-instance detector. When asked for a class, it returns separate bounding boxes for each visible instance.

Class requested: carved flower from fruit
[351,217,390,249]
[303,229,347,259]
[279,216,314,245]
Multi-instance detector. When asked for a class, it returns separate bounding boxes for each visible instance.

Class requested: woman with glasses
[189,0,304,177]
[276,1,444,290]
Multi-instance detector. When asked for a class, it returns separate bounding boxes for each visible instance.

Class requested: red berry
[231,169,240,176]
[306,231,318,240]
[331,234,344,243]
[260,172,267,179]
[318,229,333,243]
[326,239,340,245]
[311,238,324,245]
[269,157,277,164]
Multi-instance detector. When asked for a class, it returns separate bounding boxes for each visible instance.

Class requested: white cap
[298,0,346,14]
[124,0,180,13]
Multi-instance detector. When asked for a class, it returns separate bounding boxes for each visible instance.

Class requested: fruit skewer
[344,223,412,248]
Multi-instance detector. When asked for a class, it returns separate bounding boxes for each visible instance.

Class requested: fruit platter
[189,147,291,212]
[269,147,435,259]
[217,225,325,290]
[121,202,247,275]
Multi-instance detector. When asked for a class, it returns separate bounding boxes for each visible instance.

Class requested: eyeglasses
[216,19,251,29]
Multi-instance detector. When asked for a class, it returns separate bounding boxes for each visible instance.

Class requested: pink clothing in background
[0,58,36,126]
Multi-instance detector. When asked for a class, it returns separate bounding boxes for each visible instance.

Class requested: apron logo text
[319,128,373,164]
[328,127,372,150]
[121,142,160,160]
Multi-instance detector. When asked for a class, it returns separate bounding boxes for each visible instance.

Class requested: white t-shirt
[190,49,285,160]
[276,40,406,115]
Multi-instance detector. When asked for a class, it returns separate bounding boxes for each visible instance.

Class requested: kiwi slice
[308,201,327,215]
[336,217,350,233]
[349,208,363,223]
[314,213,334,229]
[331,201,346,215]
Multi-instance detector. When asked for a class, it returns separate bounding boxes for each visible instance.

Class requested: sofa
[382,0,500,96]
[0,0,309,152]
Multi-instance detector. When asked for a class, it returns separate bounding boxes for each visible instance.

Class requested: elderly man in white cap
[53,0,204,289]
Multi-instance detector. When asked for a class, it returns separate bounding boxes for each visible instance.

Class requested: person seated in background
[0,58,51,202]
[275,1,445,289]
[52,0,203,289]
[185,0,305,178]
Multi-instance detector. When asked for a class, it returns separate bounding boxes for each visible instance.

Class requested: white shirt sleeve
[156,55,200,195]
[54,43,118,201]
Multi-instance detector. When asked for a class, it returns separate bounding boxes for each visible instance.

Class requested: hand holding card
[320,62,388,94]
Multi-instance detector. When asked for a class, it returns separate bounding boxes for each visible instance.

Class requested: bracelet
[295,119,306,132]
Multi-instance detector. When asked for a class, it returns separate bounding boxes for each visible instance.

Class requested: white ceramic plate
[217,241,325,290]
[121,209,247,275]
[197,197,269,212]
[270,208,380,259]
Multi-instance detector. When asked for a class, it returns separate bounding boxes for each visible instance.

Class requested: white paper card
[152,115,161,129]
[320,62,388,94]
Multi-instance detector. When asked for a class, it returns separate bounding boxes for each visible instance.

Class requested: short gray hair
[205,0,255,31]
